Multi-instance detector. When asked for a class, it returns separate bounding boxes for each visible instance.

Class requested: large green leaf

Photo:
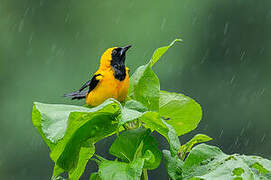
[128,39,181,111]
[89,172,101,180]
[141,112,180,156]
[32,104,56,150]
[52,144,95,180]
[50,112,118,171]
[69,144,95,180]
[32,99,121,180]
[98,158,144,180]
[118,100,148,126]
[140,112,168,138]
[179,144,271,180]
[141,135,162,169]
[129,64,160,111]
[34,102,89,143]
[109,128,161,170]
[110,128,150,162]
[52,165,65,180]
[162,119,181,157]
[149,39,182,67]
[123,100,148,113]
[159,91,202,136]
[33,99,120,143]
[178,134,212,160]
[163,150,184,180]
[241,155,271,178]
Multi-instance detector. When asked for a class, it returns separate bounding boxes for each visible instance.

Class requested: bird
[64,45,132,106]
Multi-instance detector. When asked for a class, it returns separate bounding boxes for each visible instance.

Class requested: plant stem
[143,169,148,180]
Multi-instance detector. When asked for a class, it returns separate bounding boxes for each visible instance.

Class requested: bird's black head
[111,45,132,81]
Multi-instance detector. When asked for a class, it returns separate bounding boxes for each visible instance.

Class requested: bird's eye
[112,49,117,56]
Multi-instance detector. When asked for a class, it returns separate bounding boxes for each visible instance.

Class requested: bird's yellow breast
[86,67,129,106]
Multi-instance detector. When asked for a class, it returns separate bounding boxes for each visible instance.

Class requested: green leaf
[142,135,162,169]
[50,112,118,171]
[34,102,90,143]
[162,119,181,157]
[52,165,64,180]
[32,104,55,150]
[118,100,147,126]
[109,128,161,170]
[141,112,180,156]
[180,144,271,180]
[129,64,160,111]
[69,144,95,180]
[128,39,181,111]
[149,39,182,67]
[128,65,146,97]
[117,100,149,130]
[241,155,271,178]
[110,128,150,162]
[123,100,148,113]
[133,141,144,161]
[33,99,120,143]
[159,91,202,136]
[163,150,184,180]
[32,99,121,180]
[178,134,212,160]
[118,107,142,126]
[140,112,168,138]
[52,175,67,180]
[89,172,101,180]
[98,158,144,180]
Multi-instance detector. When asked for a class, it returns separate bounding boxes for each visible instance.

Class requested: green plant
[32,40,271,180]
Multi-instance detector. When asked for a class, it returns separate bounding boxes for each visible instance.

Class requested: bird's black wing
[87,74,102,93]
[64,74,102,100]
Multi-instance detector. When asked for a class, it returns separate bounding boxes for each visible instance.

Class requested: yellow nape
[99,47,117,70]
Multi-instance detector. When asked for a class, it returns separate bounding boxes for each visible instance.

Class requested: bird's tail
[64,91,87,100]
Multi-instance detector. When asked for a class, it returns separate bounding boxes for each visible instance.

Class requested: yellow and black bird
[64,45,131,106]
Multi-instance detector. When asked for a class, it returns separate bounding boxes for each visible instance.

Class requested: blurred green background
[1,0,271,179]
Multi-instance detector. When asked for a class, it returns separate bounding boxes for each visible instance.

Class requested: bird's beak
[120,45,132,56]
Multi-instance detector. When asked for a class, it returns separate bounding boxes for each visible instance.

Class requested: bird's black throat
[111,47,127,81]
[111,60,126,81]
